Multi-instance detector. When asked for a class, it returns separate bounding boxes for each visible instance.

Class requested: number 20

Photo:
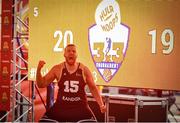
[53,30,73,52]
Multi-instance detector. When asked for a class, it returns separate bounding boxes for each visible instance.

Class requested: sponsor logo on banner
[2,41,9,52]
[2,66,9,79]
[88,0,130,82]
[3,16,10,25]
[1,92,8,104]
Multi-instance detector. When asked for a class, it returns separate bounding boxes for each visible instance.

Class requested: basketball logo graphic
[88,0,130,82]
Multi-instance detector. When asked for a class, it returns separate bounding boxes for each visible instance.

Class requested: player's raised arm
[36,60,56,88]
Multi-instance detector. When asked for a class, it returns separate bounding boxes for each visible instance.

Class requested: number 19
[148,29,174,54]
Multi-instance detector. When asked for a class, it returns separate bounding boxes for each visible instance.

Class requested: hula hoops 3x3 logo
[88,0,130,82]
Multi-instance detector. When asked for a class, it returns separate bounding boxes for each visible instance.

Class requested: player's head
[64,44,77,65]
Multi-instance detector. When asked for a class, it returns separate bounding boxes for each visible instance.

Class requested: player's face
[64,46,77,65]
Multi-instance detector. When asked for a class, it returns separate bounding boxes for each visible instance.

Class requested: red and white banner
[0,0,13,111]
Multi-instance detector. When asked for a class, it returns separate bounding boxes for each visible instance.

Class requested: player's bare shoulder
[53,62,64,70]
[51,62,64,79]
[79,62,90,76]
[79,62,87,71]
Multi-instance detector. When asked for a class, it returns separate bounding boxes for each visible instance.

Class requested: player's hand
[100,104,106,113]
[37,60,46,69]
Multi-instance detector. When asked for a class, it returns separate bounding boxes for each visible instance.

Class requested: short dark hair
[66,44,76,48]
[65,44,76,51]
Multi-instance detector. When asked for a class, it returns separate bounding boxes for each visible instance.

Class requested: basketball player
[36,44,106,122]
[103,37,112,61]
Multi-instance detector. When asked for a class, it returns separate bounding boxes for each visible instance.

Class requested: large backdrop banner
[29,0,180,90]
